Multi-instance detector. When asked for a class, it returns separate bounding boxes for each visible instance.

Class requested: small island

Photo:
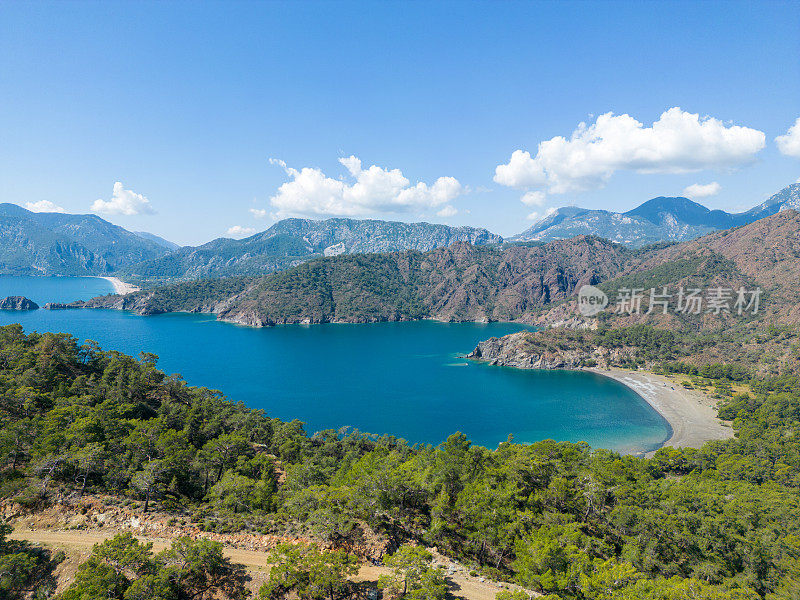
[0,296,38,310]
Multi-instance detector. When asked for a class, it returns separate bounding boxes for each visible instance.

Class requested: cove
[0,276,670,453]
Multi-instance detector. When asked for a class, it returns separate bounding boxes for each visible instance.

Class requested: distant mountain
[511,183,800,247]
[0,204,171,275]
[87,235,627,323]
[85,210,800,332]
[739,181,800,220]
[133,231,180,251]
[127,217,503,280]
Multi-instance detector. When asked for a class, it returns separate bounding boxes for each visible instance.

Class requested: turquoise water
[0,275,114,305]
[0,276,670,453]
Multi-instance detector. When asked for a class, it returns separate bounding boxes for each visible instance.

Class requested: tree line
[0,324,799,598]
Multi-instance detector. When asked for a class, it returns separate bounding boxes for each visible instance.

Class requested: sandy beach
[99,276,140,295]
[590,368,734,457]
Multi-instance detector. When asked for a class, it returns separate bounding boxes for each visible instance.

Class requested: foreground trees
[378,545,447,600]
[259,543,358,600]
[2,325,800,598]
[58,533,249,600]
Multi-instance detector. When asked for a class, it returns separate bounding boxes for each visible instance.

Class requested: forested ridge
[0,324,799,598]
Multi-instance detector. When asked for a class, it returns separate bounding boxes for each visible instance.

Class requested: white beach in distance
[98,276,140,295]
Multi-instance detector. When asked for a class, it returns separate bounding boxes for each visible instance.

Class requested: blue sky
[1,1,798,245]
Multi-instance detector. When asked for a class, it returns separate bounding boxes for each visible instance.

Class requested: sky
[1,1,799,246]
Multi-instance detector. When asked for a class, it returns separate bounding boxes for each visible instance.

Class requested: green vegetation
[0,522,61,598]
[58,533,249,600]
[1,324,800,598]
[260,543,358,599]
[598,252,749,296]
[378,546,447,599]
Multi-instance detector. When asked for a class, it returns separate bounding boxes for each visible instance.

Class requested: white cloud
[91,182,155,216]
[436,205,457,217]
[249,208,269,219]
[776,117,800,158]
[25,200,65,213]
[226,225,257,238]
[521,191,546,206]
[494,150,546,188]
[495,107,765,194]
[526,206,557,222]
[268,156,464,217]
[683,182,721,198]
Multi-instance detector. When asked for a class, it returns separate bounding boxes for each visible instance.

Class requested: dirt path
[11,528,531,599]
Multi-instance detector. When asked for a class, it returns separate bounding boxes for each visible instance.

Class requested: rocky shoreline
[466,329,637,370]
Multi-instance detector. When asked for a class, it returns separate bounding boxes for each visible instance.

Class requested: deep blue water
[0,276,670,453]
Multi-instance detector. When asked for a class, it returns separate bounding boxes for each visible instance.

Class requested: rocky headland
[0,296,39,310]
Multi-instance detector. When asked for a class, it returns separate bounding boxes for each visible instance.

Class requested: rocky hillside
[83,210,800,343]
[0,204,170,275]
[512,183,800,247]
[85,236,630,324]
[126,217,503,280]
[477,211,800,376]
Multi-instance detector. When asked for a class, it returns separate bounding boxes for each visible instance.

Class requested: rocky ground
[4,496,536,599]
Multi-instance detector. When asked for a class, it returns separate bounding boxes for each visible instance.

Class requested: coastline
[588,368,733,457]
[98,276,140,295]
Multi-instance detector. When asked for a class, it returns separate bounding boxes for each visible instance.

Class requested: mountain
[84,210,800,334]
[133,231,180,250]
[86,234,631,323]
[126,217,503,280]
[0,204,170,275]
[512,183,800,247]
[739,181,800,220]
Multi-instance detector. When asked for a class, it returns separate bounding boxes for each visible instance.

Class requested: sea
[0,275,670,453]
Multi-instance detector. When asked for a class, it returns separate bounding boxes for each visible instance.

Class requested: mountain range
[82,208,800,336]
[126,217,503,280]
[0,203,172,275]
[3,182,799,280]
[512,182,800,247]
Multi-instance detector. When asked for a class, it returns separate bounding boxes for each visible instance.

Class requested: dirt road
[11,528,532,599]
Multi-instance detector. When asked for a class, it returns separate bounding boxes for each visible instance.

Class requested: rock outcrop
[42,301,84,310]
[468,331,585,369]
[0,296,38,310]
[467,329,640,370]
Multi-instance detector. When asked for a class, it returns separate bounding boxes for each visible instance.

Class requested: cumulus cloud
[494,150,546,188]
[268,156,464,217]
[226,225,257,238]
[683,182,721,198]
[25,200,65,213]
[776,117,800,158]
[436,205,457,218]
[495,107,765,195]
[91,182,155,216]
[521,191,546,206]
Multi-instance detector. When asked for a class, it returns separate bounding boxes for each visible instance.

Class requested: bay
[0,276,670,453]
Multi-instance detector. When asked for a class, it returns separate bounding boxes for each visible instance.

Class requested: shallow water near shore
[0,276,670,452]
